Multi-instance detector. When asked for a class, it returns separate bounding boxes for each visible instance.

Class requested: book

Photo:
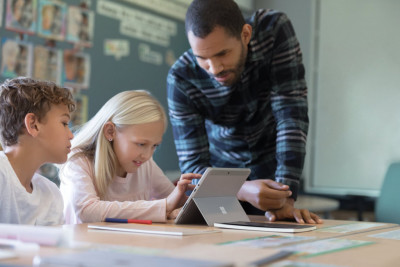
[213,221,317,233]
[88,224,220,236]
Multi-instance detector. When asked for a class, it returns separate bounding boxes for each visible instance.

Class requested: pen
[247,250,294,267]
[104,218,152,224]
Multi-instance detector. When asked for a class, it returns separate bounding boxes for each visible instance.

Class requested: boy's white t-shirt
[0,151,64,225]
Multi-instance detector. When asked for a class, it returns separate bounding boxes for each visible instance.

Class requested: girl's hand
[166,173,201,217]
[167,208,181,220]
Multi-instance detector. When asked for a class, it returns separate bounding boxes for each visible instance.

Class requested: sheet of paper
[318,223,385,233]
[369,229,400,240]
[88,224,220,236]
[168,243,282,266]
[218,235,315,248]
[269,260,341,267]
[282,238,374,258]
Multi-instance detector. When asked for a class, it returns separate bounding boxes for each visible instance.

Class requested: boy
[0,77,75,225]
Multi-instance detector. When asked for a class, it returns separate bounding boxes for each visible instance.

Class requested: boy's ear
[24,113,39,137]
[103,122,116,141]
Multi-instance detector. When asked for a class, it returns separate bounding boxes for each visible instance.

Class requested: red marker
[105,218,152,224]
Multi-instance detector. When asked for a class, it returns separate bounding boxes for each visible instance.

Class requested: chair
[375,162,400,223]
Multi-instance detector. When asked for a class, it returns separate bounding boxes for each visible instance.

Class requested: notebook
[174,167,251,226]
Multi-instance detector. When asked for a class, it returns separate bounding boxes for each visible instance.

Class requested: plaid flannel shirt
[167,9,308,200]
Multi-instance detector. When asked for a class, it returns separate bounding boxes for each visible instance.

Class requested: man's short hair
[185,0,246,39]
[0,77,75,147]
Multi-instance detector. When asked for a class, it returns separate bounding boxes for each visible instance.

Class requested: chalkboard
[0,0,190,175]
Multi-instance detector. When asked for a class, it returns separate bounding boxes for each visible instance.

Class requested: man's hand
[237,179,292,211]
[265,198,323,224]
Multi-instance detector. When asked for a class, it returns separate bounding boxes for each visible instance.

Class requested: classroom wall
[256,0,400,197]
[0,0,189,179]
[254,0,315,189]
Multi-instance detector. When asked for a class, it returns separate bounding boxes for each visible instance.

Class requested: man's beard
[213,45,246,87]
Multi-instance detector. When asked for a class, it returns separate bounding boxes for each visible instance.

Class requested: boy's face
[36,104,73,164]
[110,120,164,177]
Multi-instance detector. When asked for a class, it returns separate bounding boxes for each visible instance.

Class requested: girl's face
[111,120,164,177]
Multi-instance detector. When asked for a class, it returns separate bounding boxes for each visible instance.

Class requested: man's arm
[259,13,322,224]
[270,13,309,201]
[166,70,210,174]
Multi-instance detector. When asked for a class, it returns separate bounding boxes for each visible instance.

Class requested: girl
[59,90,200,224]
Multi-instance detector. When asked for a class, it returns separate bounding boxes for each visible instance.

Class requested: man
[167,0,321,224]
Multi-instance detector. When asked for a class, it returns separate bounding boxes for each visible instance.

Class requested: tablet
[174,167,251,226]
[213,221,317,233]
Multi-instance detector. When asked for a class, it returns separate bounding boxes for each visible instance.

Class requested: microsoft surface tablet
[174,167,251,226]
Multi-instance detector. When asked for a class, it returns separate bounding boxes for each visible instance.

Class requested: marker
[104,218,152,224]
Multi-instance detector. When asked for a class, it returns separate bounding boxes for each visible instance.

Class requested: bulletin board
[0,0,190,175]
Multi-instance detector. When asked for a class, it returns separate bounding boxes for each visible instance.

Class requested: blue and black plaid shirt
[167,9,308,200]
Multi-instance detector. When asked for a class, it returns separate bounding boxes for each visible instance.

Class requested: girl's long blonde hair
[62,90,167,199]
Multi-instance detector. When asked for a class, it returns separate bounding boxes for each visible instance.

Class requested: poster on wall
[67,6,94,47]
[5,0,37,34]
[37,0,67,41]
[104,39,130,60]
[33,45,62,84]
[1,38,32,78]
[62,50,90,89]
[70,93,88,128]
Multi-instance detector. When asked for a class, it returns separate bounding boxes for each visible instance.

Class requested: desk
[2,218,399,267]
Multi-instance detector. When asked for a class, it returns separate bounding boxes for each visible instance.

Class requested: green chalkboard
[0,0,189,174]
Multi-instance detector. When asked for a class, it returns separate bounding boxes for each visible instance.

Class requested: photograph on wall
[33,45,62,84]
[70,93,88,128]
[62,50,90,89]
[1,38,32,78]
[37,0,67,41]
[5,0,37,34]
[67,6,94,47]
